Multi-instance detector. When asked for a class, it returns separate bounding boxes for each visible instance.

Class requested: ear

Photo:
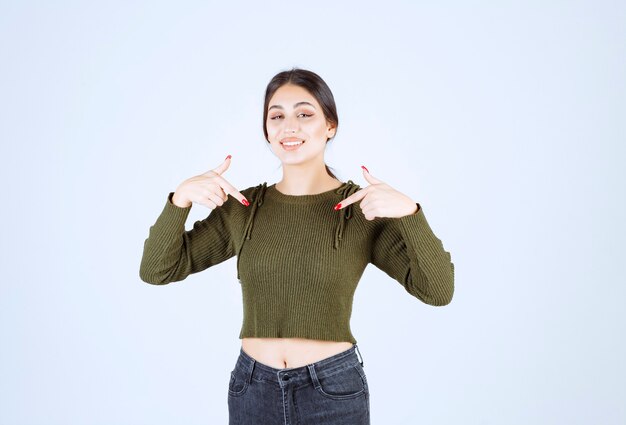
[326,123,337,139]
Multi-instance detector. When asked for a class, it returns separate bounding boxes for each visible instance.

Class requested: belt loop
[354,344,364,367]
[307,364,322,390]
[247,358,256,384]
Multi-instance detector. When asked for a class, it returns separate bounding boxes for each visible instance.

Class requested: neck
[276,161,342,196]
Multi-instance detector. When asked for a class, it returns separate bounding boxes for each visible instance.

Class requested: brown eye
[270,113,312,120]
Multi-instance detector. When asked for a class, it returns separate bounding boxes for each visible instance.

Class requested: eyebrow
[268,101,316,111]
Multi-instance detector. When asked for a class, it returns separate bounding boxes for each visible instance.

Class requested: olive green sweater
[139,180,454,344]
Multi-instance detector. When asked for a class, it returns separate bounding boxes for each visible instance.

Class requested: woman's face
[266,84,336,167]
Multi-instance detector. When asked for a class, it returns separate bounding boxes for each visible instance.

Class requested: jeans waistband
[236,344,364,388]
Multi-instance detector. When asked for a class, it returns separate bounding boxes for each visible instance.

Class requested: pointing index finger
[204,155,250,206]
[217,177,249,206]
[334,187,368,210]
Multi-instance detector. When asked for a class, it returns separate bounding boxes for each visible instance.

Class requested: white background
[1,1,624,424]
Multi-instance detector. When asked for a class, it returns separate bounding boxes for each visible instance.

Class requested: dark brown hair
[263,67,339,179]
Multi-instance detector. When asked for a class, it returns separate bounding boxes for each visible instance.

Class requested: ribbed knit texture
[140,180,455,344]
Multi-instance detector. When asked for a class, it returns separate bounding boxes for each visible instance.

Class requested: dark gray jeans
[227,344,370,425]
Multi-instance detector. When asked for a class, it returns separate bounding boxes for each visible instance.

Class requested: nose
[283,116,299,134]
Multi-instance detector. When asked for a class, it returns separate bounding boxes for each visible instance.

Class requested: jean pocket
[314,364,368,400]
[228,367,250,397]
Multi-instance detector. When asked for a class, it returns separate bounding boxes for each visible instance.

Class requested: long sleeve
[369,204,455,306]
[139,192,237,285]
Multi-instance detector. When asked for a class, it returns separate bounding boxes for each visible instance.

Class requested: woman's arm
[369,205,455,306]
[139,156,251,284]
[139,192,236,285]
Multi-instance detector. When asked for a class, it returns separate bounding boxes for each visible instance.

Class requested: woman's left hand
[334,166,420,220]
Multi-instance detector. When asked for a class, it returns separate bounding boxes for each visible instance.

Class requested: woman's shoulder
[240,181,268,198]
[235,182,270,208]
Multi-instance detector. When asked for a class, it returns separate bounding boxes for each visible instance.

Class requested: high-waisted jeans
[227,344,370,425]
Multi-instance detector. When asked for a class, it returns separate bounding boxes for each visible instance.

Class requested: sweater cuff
[396,203,438,251]
[158,192,192,230]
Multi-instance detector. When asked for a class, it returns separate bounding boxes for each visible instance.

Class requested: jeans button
[283,374,290,380]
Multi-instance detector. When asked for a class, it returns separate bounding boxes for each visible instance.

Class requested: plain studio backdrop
[1,1,624,424]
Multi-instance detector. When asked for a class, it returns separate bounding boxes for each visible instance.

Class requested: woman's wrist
[172,190,192,208]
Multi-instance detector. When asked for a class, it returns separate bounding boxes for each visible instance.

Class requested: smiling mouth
[280,140,305,150]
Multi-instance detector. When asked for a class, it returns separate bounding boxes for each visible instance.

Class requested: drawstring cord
[334,180,360,249]
[236,179,359,279]
[237,182,267,280]
[242,182,267,241]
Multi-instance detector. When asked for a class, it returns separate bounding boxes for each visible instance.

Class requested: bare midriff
[241,337,354,369]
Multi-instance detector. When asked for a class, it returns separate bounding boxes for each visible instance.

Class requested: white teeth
[283,141,303,146]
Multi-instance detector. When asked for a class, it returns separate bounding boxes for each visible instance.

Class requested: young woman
[140,68,455,424]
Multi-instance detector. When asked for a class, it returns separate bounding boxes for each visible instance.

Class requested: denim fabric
[227,344,370,425]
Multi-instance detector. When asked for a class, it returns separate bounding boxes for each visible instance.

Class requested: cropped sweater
[139,180,455,344]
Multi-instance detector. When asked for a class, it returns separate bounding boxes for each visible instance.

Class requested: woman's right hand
[172,155,249,209]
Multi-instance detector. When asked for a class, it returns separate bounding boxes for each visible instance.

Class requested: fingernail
[241,199,249,207]
[225,154,232,160]
[361,165,369,173]
[333,203,342,210]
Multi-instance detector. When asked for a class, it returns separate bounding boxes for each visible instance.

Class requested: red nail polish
[241,199,249,206]
[225,154,232,160]
[361,165,369,173]
[333,203,342,210]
